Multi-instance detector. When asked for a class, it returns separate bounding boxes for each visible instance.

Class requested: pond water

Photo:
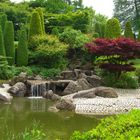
[0,98,101,140]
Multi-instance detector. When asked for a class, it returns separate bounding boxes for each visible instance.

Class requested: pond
[0,98,101,140]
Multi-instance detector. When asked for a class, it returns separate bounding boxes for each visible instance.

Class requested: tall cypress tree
[0,14,7,33]
[138,30,140,41]
[124,21,134,39]
[0,26,5,57]
[105,18,121,39]
[36,7,45,34]
[29,11,43,41]
[4,21,15,65]
[16,29,28,66]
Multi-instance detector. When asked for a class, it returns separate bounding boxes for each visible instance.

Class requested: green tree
[105,18,121,39]
[0,14,7,33]
[29,11,43,41]
[124,21,134,39]
[0,26,5,57]
[113,0,140,31]
[4,21,15,65]
[16,29,28,66]
[36,7,45,34]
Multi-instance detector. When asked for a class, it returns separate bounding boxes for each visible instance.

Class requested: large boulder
[94,87,118,98]
[56,99,75,111]
[62,78,92,96]
[73,89,96,98]
[60,71,76,80]
[62,81,82,96]
[43,90,60,101]
[8,82,27,97]
[0,92,13,102]
[9,72,27,86]
[86,75,102,87]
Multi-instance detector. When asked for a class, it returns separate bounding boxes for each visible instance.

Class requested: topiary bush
[105,18,121,39]
[29,11,43,43]
[0,26,6,57]
[71,109,140,140]
[4,21,15,65]
[124,21,134,39]
[0,13,7,33]
[16,28,28,66]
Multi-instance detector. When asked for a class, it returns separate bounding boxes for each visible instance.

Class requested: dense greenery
[16,29,28,66]
[0,26,5,57]
[105,18,121,39]
[124,21,134,39]
[4,21,15,65]
[71,109,140,140]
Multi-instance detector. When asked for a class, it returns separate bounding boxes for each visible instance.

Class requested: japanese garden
[0,0,140,139]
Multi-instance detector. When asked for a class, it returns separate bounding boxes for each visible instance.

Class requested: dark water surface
[0,98,101,140]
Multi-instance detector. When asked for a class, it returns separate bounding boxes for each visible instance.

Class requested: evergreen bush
[124,21,134,39]
[4,21,15,65]
[0,26,6,57]
[29,11,43,42]
[0,13,7,33]
[105,18,121,39]
[16,29,28,66]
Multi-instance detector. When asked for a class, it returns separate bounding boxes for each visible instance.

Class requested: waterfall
[31,83,46,97]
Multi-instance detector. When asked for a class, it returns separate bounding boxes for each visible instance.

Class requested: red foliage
[86,38,140,73]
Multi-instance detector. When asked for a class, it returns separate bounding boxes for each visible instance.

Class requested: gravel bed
[73,88,140,115]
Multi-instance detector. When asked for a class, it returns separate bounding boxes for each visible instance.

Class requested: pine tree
[4,21,15,65]
[105,18,121,39]
[124,21,134,39]
[0,26,5,57]
[36,7,45,34]
[0,14,7,33]
[16,29,28,66]
[29,11,43,41]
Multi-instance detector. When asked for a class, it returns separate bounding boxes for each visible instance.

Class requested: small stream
[0,98,102,140]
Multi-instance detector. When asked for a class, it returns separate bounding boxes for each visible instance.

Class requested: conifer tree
[29,11,43,41]
[16,29,28,66]
[0,14,7,33]
[4,21,15,65]
[138,30,140,41]
[36,7,45,33]
[105,18,121,39]
[124,21,134,39]
[0,26,5,57]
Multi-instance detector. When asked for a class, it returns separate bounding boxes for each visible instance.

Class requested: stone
[9,72,27,86]
[60,71,76,80]
[94,87,118,98]
[0,92,13,102]
[73,89,96,98]
[34,75,42,80]
[48,106,59,112]
[56,99,75,111]
[8,82,27,97]
[62,81,82,96]
[44,90,60,101]
[74,69,82,78]
[86,75,102,87]
[77,78,92,90]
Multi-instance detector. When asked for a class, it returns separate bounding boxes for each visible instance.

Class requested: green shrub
[29,11,43,43]
[29,35,68,69]
[51,27,59,36]
[4,21,15,65]
[16,29,28,66]
[101,71,139,89]
[124,21,134,39]
[0,56,14,80]
[36,7,45,34]
[0,26,6,57]
[0,13,7,33]
[105,18,121,39]
[59,28,90,49]
[71,109,140,140]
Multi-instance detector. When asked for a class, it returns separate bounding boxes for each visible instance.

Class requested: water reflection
[0,98,101,140]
